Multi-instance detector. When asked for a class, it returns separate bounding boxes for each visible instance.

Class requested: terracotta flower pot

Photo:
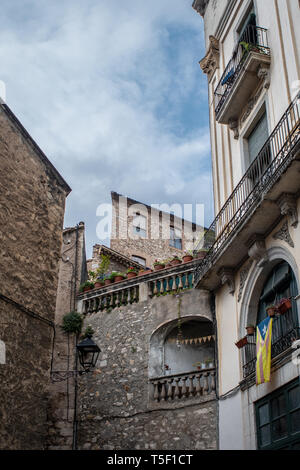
[114,275,125,282]
[138,270,152,276]
[170,259,181,266]
[246,326,255,335]
[127,271,137,279]
[83,286,92,292]
[154,264,165,271]
[235,336,248,349]
[94,281,104,288]
[104,279,112,286]
[278,298,292,314]
[183,255,193,263]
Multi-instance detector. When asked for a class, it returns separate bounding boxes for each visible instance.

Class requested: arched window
[257,262,299,350]
[243,261,299,377]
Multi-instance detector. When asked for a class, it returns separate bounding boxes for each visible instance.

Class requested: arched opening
[149,317,216,403]
[164,319,215,375]
[243,260,299,378]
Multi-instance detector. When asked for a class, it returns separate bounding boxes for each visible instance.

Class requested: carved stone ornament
[217,267,235,295]
[237,259,253,303]
[273,221,294,248]
[276,193,298,228]
[257,65,270,89]
[192,0,210,17]
[199,35,220,80]
[241,86,263,124]
[246,234,268,267]
[228,119,239,139]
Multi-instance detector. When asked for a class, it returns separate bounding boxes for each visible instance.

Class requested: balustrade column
[167,378,173,401]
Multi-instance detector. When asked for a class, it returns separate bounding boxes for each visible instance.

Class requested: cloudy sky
[0,0,213,257]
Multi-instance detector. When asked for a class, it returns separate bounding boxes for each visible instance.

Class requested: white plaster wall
[202,0,300,209]
[219,390,244,449]
[216,284,241,395]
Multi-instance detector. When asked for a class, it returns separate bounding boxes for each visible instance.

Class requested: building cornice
[192,0,210,17]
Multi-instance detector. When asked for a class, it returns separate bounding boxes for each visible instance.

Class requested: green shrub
[61,311,83,334]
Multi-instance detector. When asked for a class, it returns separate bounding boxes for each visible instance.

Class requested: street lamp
[76,335,101,373]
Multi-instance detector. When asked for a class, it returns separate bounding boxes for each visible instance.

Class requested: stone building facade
[47,223,87,450]
[0,101,71,449]
[110,191,205,268]
[87,244,143,277]
[77,279,217,450]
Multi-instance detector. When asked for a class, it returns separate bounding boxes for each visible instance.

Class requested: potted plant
[111,271,126,282]
[153,260,165,271]
[277,298,292,314]
[94,277,105,288]
[170,256,182,266]
[127,267,138,279]
[104,275,112,286]
[79,280,95,293]
[235,336,248,349]
[138,267,152,276]
[182,251,194,263]
[246,325,255,335]
[193,361,202,371]
[266,305,277,317]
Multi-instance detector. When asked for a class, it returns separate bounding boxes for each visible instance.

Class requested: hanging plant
[61,311,83,335]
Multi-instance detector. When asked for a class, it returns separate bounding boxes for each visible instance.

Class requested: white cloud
[0,0,212,256]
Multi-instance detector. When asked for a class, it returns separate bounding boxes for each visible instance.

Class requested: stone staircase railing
[149,368,216,403]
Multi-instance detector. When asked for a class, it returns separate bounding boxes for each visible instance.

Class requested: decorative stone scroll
[273,221,294,248]
[276,193,298,228]
[228,119,239,139]
[217,267,235,295]
[246,234,268,267]
[199,35,219,80]
[192,0,210,17]
[257,65,270,89]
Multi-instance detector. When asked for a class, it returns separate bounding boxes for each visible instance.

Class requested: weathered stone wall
[77,289,218,450]
[0,303,53,449]
[46,223,87,450]
[110,192,203,269]
[0,104,70,449]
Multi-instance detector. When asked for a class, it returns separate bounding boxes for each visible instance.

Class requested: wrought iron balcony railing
[214,24,270,116]
[242,308,300,378]
[194,92,300,284]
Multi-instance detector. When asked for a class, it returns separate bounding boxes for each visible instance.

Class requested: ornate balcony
[77,260,198,315]
[194,92,300,290]
[242,309,300,382]
[149,368,216,405]
[215,25,271,124]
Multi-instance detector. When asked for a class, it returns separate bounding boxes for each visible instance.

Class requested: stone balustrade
[77,260,198,314]
[150,368,216,403]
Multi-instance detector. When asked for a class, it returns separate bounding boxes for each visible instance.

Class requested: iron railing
[194,92,300,284]
[215,25,270,116]
[242,307,300,378]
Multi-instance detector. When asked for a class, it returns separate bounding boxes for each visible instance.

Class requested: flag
[256,316,273,385]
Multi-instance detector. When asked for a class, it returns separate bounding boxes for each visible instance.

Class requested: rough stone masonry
[77,288,218,450]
